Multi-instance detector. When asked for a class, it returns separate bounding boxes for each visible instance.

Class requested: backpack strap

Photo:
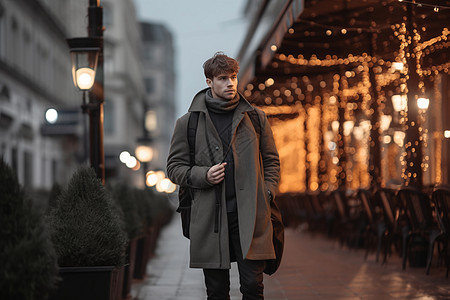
[247,109,262,150]
[186,112,199,185]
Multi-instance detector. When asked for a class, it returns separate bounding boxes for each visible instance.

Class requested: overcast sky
[132,0,248,119]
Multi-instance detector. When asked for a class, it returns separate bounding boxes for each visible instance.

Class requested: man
[167,52,280,299]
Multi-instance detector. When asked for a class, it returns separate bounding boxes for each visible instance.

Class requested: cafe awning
[238,0,450,93]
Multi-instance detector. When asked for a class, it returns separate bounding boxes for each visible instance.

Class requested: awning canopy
[238,0,450,99]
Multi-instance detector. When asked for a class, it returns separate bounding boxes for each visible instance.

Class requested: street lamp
[67,0,105,184]
[67,37,100,91]
[136,138,153,188]
[392,62,404,72]
[391,94,408,112]
[45,108,58,124]
[343,120,354,136]
[135,144,153,163]
[380,115,392,132]
[417,97,430,111]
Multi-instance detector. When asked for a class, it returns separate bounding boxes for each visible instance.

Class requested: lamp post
[135,140,153,188]
[67,0,105,184]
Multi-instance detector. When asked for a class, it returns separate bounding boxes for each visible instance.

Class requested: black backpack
[176,109,284,275]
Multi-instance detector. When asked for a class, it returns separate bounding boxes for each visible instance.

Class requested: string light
[296,19,379,34]
[242,5,449,190]
[397,0,450,11]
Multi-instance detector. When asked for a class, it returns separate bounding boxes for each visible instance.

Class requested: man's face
[206,72,238,101]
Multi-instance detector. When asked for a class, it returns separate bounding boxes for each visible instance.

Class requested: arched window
[0,85,10,103]
[0,2,5,58]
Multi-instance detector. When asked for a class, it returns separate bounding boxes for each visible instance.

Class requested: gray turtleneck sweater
[205,90,238,213]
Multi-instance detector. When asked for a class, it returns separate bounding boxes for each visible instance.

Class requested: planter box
[133,235,147,279]
[123,238,138,298]
[133,227,159,280]
[49,266,123,300]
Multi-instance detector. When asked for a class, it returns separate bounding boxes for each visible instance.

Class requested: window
[52,159,57,185]
[41,47,49,90]
[144,77,155,94]
[143,44,155,61]
[0,85,10,102]
[25,98,32,113]
[23,29,31,76]
[11,147,18,175]
[145,110,157,132]
[103,4,113,27]
[103,100,114,135]
[0,3,5,58]
[11,17,19,66]
[24,151,33,188]
[104,53,115,74]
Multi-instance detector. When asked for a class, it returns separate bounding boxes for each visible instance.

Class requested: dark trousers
[203,212,266,300]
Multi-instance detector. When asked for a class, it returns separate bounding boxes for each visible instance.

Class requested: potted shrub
[46,183,62,213]
[0,159,59,300]
[109,183,142,298]
[131,188,153,279]
[144,188,173,257]
[46,166,127,300]
[132,188,174,279]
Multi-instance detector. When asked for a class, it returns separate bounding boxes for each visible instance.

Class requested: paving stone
[131,216,450,300]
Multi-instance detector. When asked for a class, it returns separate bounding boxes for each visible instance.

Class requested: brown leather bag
[264,197,285,275]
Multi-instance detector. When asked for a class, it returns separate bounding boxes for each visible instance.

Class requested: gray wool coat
[166,88,280,269]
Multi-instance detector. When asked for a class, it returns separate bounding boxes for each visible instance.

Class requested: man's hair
[203,52,239,79]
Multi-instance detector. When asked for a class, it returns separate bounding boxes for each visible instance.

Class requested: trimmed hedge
[0,159,59,300]
[46,166,127,267]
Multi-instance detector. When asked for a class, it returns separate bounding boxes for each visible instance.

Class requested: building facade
[101,0,147,186]
[0,0,85,189]
[0,0,176,190]
[140,22,175,173]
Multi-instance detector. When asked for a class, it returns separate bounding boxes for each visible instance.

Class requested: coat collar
[188,88,255,114]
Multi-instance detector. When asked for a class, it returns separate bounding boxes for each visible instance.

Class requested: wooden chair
[396,186,442,271]
[375,188,407,264]
[358,188,385,261]
[299,192,329,233]
[331,189,363,248]
[277,193,308,228]
[318,190,335,237]
[431,186,450,276]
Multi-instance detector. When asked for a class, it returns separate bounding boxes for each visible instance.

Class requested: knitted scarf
[205,89,239,113]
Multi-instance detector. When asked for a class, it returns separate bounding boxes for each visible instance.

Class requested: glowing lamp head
[391,94,408,112]
[75,67,96,90]
[343,120,354,136]
[45,108,58,124]
[417,97,429,110]
[146,171,158,187]
[135,145,153,163]
[119,151,131,163]
[67,37,101,91]
[392,62,404,72]
[380,115,392,132]
[444,130,450,139]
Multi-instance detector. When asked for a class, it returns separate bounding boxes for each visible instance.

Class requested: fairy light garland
[260,104,307,193]
[276,53,373,67]
[397,0,450,12]
[417,28,450,51]
[296,19,380,34]
[243,5,449,190]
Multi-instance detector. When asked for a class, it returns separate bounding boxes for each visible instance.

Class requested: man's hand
[206,163,227,185]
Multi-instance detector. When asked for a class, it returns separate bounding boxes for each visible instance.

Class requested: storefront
[238,0,450,193]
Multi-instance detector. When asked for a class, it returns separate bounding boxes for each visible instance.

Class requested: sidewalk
[131,215,450,300]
